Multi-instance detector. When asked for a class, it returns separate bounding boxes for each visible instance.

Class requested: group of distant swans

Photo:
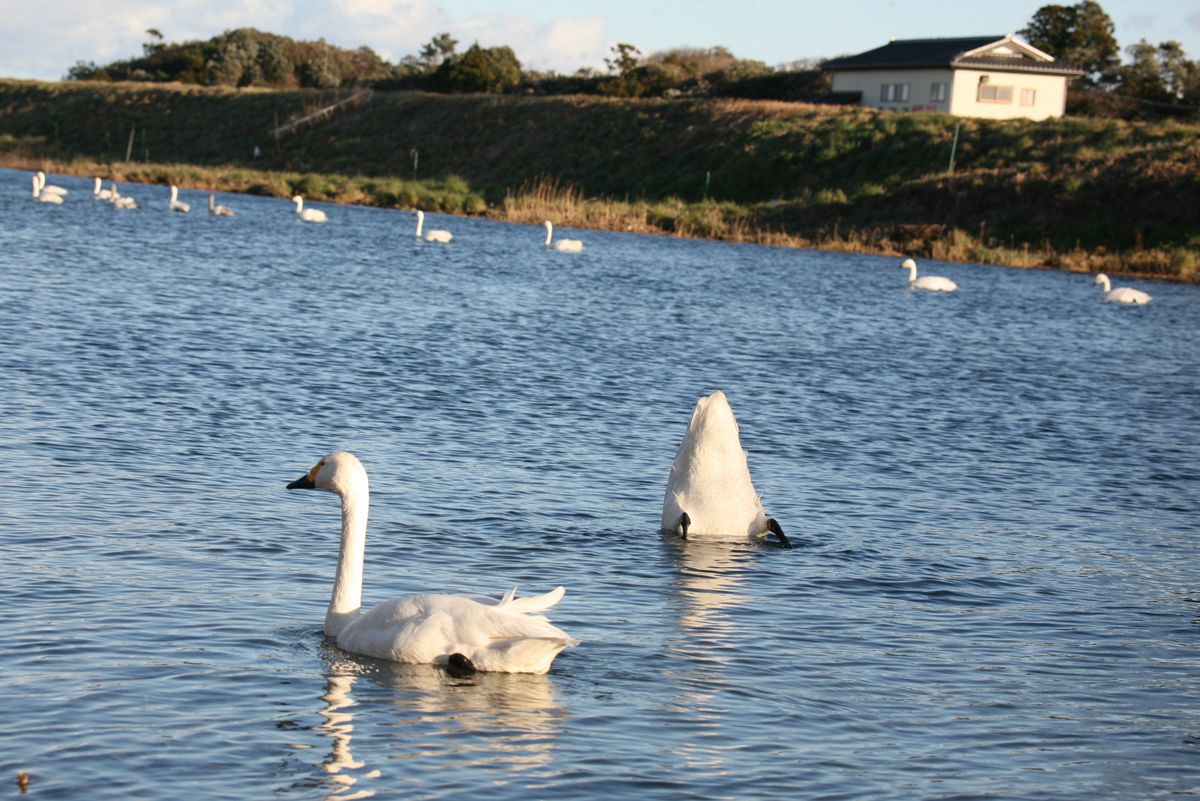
[288,389,779,675]
[28,172,1154,301]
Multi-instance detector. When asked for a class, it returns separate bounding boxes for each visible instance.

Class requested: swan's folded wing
[493,585,565,615]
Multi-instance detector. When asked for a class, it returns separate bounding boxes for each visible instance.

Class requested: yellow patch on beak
[307,463,321,483]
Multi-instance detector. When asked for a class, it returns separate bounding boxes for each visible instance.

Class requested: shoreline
[5,156,1188,284]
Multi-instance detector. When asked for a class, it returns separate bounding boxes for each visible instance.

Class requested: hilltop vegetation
[2,79,1197,280]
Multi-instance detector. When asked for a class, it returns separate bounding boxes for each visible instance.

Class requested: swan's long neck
[1097,275,1111,292]
[294,197,303,213]
[32,175,39,197]
[326,483,368,637]
[415,212,424,237]
[906,263,918,282]
[94,177,101,195]
[544,221,553,246]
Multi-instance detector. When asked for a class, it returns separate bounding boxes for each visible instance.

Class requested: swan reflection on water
[309,645,566,798]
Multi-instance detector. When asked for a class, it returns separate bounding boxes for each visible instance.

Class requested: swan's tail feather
[495,585,566,615]
[474,635,579,674]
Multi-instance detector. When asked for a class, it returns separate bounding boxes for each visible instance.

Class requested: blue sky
[3,0,1199,81]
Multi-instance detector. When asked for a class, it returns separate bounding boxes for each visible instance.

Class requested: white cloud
[455,13,607,72]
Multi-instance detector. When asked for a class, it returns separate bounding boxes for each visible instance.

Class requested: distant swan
[1094,273,1151,305]
[208,193,235,217]
[293,195,328,223]
[109,183,138,209]
[93,177,114,200]
[35,171,68,196]
[287,452,578,674]
[32,174,64,204]
[662,391,791,548]
[901,258,957,292]
[415,210,452,242]
[544,221,583,252]
[168,185,190,213]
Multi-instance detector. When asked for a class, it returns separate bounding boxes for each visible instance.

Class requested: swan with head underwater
[287,451,578,674]
[1093,273,1151,304]
[543,221,583,252]
[662,391,791,548]
[900,258,957,292]
[415,210,453,242]
[292,195,328,223]
[31,174,64,204]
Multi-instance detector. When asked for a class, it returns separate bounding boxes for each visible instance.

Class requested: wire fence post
[948,123,961,174]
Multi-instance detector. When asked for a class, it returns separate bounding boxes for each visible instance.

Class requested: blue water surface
[1,168,1197,800]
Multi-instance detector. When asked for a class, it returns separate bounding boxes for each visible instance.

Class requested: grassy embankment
[2,79,1198,280]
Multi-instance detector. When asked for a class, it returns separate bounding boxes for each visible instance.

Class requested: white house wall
[948,69,1068,120]
[831,67,1070,120]
[831,69,955,112]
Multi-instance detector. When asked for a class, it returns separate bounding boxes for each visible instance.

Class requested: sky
[3,0,1200,81]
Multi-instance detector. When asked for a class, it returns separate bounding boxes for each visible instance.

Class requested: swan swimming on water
[543,221,583,252]
[415,210,452,242]
[287,451,578,674]
[662,391,791,548]
[31,174,64,204]
[901,258,957,292]
[1093,273,1151,304]
[93,177,115,200]
[293,195,328,223]
[109,183,138,209]
[208,193,235,217]
[168,185,190,213]
[35,171,68,196]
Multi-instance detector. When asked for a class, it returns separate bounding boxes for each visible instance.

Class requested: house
[822,34,1083,120]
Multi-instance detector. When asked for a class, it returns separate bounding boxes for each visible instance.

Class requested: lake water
[2,168,1197,800]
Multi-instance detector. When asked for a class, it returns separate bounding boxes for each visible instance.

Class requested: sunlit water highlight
[1,169,1197,800]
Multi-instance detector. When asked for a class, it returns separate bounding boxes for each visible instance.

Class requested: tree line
[64,2,1198,117]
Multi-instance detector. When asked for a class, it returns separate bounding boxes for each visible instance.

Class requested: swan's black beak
[287,474,316,490]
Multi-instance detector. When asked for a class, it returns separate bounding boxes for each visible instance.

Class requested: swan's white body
[93,177,115,200]
[35,171,68,196]
[293,195,328,223]
[901,258,957,292]
[288,452,577,674]
[416,210,453,242]
[662,391,786,544]
[1094,273,1151,304]
[32,174,64,204]
[208,193,235,217]
[544,221,583,252]
[169,185,190,213]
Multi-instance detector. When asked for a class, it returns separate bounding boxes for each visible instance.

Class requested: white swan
[415,210,452,242]
[544,221,583,252]
[1094,273,1151,304]
[35,171,68,196]
[901,258,957,292]
[109,183,138,209]
[169,185,190,213]
[93,177,115,200]
[208,193,235,217]
[662,391,791,548]
[287,451,578,674]
[31,174,64,204]
[293,195,328,223]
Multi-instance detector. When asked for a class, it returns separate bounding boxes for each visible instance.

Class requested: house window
[977,77,1013,103]
[930,82,947,102]
[1020,88,1036,106]
[880,83,910,102]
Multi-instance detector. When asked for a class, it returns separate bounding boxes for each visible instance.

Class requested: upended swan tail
[495,585,566,615]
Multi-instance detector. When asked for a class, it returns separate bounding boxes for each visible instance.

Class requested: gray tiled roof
[823,36,1084,76]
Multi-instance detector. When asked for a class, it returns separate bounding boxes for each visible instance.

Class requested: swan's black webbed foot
[445,653,477,677]
[766,518,792,549]
[678,512,691,540]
